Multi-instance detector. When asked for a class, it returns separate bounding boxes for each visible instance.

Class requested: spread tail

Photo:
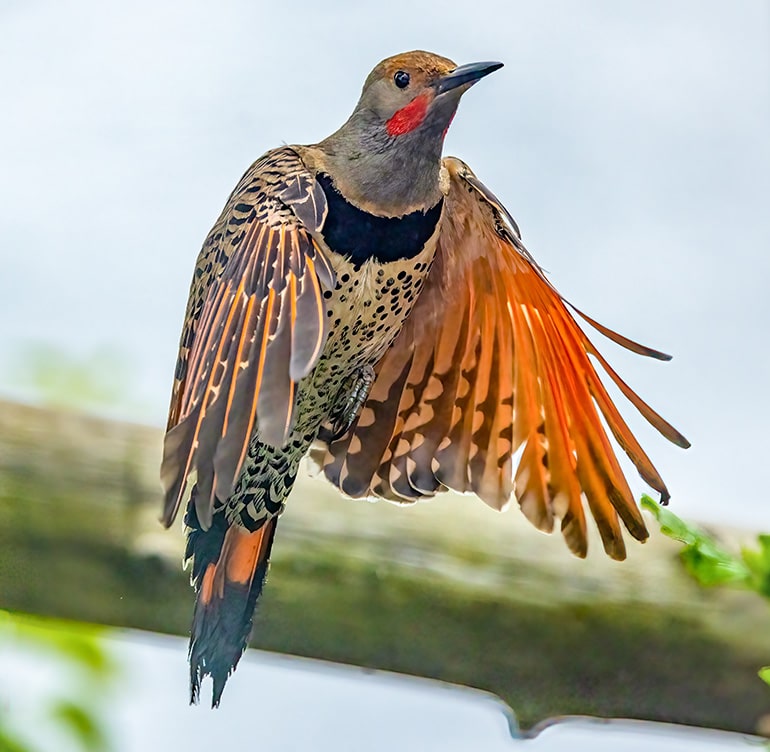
[185,502,277,707]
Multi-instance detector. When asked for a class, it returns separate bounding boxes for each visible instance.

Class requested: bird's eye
[394,70,410,89]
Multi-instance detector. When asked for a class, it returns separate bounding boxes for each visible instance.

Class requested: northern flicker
[160,51,689,706]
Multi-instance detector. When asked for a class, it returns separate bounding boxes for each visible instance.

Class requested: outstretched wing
[161,147,334,530]
[317,157,689,560]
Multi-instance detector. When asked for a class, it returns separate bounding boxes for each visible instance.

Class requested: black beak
[435,61,503,95]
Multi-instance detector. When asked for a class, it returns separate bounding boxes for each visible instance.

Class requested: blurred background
[1,0,769,748]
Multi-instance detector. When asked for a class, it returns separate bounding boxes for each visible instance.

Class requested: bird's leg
[319,364,375,442]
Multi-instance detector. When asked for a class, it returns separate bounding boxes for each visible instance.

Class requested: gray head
[319,51,503,216]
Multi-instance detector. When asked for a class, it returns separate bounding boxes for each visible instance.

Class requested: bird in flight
[160,50,689,706]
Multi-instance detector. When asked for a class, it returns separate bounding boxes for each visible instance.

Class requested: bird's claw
[318,364,375,443]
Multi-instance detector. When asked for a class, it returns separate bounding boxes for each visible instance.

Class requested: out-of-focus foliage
[3,342,135,416]
[0,612,116,752]
[641,495,770,595]
[642,495,770,688]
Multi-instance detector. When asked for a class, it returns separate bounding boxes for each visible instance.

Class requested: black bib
[316,173,443,264]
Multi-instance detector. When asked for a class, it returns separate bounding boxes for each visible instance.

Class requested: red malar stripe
[386,93,430,136]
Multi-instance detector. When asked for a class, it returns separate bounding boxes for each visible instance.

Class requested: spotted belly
[334,245,433,350]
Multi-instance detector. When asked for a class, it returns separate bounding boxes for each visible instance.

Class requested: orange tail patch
[199,524,273,606]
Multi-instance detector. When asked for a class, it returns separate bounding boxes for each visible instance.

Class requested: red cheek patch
[386,93,431,136]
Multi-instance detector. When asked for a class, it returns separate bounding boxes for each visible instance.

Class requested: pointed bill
[435,61,503,94]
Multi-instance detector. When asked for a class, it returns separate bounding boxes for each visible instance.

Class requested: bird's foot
[318,364,375,443]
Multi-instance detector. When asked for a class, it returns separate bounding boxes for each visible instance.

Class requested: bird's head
[318,51,502,215]
[355,51,503,141]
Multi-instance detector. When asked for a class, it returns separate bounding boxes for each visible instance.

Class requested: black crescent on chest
[315,173,443,264]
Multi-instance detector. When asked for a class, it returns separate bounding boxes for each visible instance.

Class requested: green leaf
[0,613,117,751]
[759,666,770,687]
[1,612,113,678]
[640,495,697,544]
[742,535,770,599]
[641,496,751,588]
[0,728,37,752]
[52,701,109,752]
[680,546,750,587]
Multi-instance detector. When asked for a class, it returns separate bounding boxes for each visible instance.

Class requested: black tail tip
[190,661,231,708]
[187,570,267,708]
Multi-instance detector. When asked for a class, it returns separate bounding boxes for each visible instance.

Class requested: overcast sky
[1,0,768,529]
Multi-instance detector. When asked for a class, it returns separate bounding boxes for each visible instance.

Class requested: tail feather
[185,501,277,707]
